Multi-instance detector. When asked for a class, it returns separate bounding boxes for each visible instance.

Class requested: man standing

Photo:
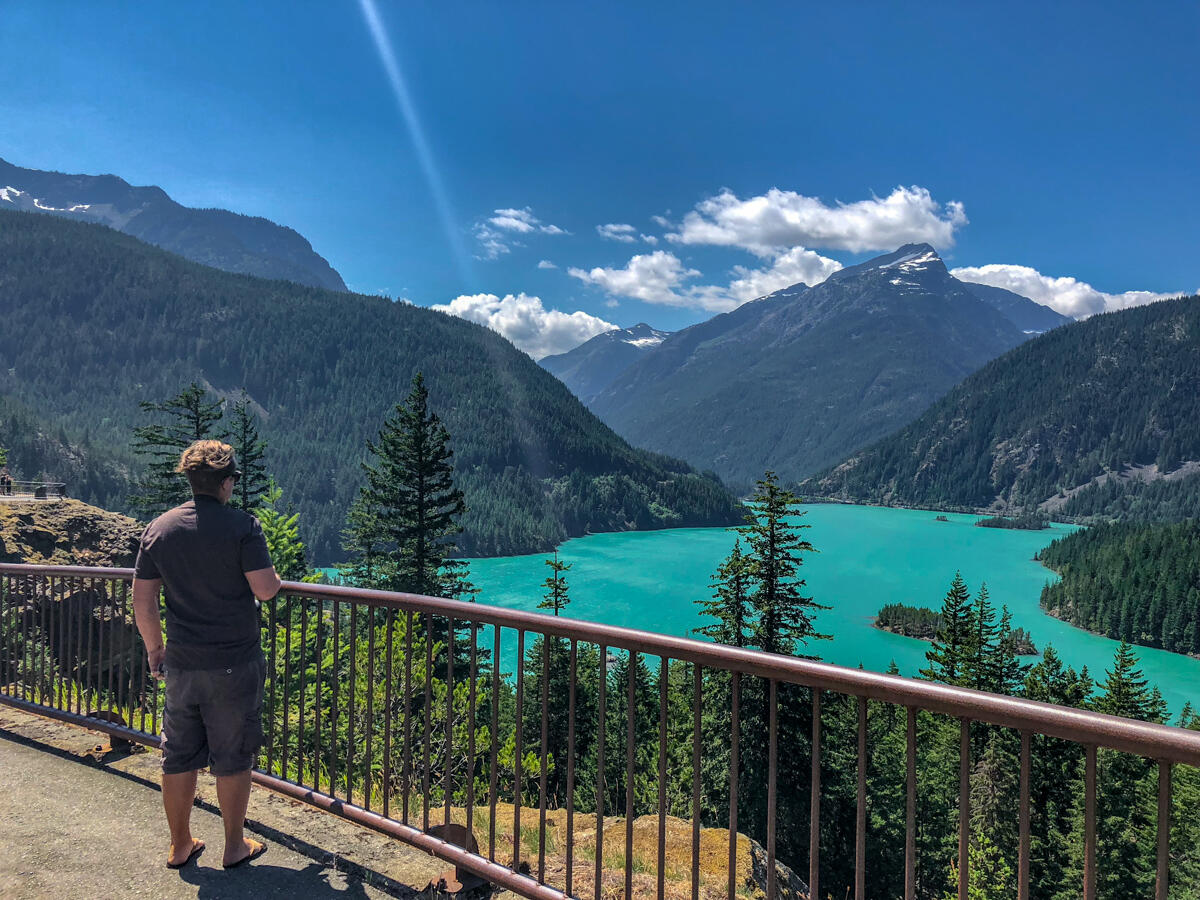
[132,440,282,869]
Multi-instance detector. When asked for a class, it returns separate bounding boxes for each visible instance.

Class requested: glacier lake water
[453,504,1200,717]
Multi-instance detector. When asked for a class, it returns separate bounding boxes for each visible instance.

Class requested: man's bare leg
[215,770,263,865]
[162,770,204,865]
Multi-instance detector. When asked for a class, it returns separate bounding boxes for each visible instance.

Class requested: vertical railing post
[1019,731,1031,900]
[959,718,970,900]
[856,695,867,900]
[1157,759,1172,900]
[905,706,916,900]
[810,689,821,900]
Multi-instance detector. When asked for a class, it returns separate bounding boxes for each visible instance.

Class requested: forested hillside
[1039,521,1200,654]
[0,392,130,509]
[807,294,1200,516]
[0,209,742,562]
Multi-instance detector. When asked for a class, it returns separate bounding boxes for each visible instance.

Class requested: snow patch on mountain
[0,186,25,202]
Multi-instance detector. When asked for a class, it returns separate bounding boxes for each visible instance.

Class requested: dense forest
[805,294,1200,518]
[1039,521,1200,655]
[975,513,1048,530]
[0,209,743,562]
[0,392,129,509]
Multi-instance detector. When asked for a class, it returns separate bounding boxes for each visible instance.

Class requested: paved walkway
[0,706,447,899]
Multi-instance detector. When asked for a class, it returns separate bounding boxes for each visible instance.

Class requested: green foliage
[1039,520,1200,655]
[876,602,942,639]
[349,373,469,600]
[0,208,743,562]
[807,294,1200,517]
[921,572,973,683]
[696,539,753,646]
[225,392,269,510]
[255,480,309,580]
[975,513,1048,530]
[537,551,570,615]
[744,472,828,654]
[129,382,223,515]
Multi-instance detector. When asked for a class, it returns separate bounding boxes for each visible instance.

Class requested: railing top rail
[6,562,1200,764]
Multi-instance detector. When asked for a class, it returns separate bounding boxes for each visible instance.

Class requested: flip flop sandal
[223,843,268,870]
[166,841,205,870]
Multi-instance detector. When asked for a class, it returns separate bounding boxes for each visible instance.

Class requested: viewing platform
[3,562,1200,899]
[0,481,68,503]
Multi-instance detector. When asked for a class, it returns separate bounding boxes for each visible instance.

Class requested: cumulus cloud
[669,185,967,256]
[569,247,841,312]
[474,207,567,259]
[950,264,1187,318]
[431,292,615,359]
[537,259,557,269]
[725,247,843,302]
[640,234,658,245]
[598,223,638,242]
[568,251,704,308]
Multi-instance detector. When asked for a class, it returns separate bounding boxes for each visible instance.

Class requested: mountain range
[0,158,346,291]
[539,323,672,404]
[585,244,1069,489]
[0,208,743,563]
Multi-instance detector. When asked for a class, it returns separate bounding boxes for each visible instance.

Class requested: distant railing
[0,481,67,500]
[2,562,1198,899]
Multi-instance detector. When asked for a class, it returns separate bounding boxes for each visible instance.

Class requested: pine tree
[963,583,999,692]
[695,539,753,647]
[921,572,973,684]
[538,551,571,615]
[130,382,223,515]
[339,495,389,586]
[254,480,309,580]
[224,392,269,510]
[992,607,1029,697]
[743,471,828,654]
[355,373,471,599]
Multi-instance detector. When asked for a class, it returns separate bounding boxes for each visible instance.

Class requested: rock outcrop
[0,499,141,567]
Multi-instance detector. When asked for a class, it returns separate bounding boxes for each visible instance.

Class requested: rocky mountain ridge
[0,157,346,291]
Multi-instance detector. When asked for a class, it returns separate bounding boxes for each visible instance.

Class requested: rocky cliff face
[0,500,141,567]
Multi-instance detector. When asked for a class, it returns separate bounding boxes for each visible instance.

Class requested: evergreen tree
[339,494,389,586]
[254,480,309,580]
[538,551,571,616]
[354,373,472,599]
[962,583,999,692]
[695,539,753,647]
[130,382,223,515]
[992,607,1029,697]
[224,392,269,510]
[743,471,828,654]
[921,572,973,684]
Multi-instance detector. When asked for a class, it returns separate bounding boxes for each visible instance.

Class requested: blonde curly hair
[177,440,237,495]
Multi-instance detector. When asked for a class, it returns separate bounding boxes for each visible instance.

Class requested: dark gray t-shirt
[134,494,274,671]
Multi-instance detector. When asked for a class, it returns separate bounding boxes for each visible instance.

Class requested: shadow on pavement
[178,861,378,898]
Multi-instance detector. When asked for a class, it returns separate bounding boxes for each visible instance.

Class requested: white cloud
[950,264,1186,318]
[597,223,637,243]
[569,247,841,312]
[431,292,616,359]
[474,207,567,259]
[568,251,704,308]
[537,259,557,269]
[640,234,658,245]
[669,185,967,256]
[725,246,843,302]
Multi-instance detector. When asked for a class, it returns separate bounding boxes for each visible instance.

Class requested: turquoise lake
[454,504,1200,717]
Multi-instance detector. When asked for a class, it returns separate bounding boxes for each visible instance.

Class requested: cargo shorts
[161,654,266,777]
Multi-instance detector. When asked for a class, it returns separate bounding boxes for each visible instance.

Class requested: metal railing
[0,481,67,500]
[2,562,1199,899]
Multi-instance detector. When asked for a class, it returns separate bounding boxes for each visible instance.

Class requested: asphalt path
[0,730,395,899]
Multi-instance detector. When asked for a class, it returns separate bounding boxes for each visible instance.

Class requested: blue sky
[2,1,1198,356]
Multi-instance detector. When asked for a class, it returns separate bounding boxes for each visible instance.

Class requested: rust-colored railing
[2,562,1199,899]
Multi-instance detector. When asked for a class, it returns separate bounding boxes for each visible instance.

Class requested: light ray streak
[358,0,471,282]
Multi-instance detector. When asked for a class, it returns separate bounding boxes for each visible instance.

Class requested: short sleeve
[240,515,274,574]
[133,528,161,580]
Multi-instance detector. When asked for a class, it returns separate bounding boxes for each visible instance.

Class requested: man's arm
[245,566,282,602]
[132,577,166,679]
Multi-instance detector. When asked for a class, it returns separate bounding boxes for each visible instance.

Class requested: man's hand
[147,644,166,680]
